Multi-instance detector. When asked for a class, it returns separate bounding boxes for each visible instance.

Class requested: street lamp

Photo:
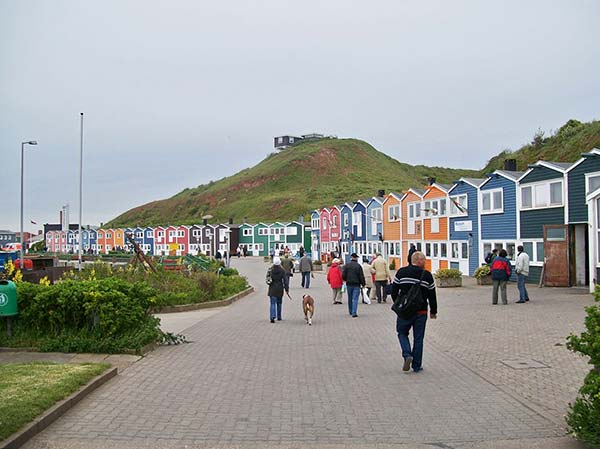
[20,140,38,269]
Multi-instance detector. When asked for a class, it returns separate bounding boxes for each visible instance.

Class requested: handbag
[362,288,371,304]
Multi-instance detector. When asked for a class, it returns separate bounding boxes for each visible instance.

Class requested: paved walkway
[21,258,594,448]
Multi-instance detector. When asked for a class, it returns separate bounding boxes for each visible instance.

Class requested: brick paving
[21,258,594,448]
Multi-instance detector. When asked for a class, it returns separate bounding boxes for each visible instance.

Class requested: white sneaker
[308,318,312,325]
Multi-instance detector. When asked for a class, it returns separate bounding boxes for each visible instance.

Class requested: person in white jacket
[515,245,530,303]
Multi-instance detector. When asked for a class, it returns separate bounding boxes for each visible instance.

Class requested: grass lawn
[0,362,110,441]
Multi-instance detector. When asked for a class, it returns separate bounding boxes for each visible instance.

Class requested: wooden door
[543,225,569,287]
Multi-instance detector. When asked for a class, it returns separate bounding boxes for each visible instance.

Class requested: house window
[547,227,566,241]
[243,228,252,236]
[343,214,349,227]
[481,189,503,213]
[521,180,563,209]
[388,205,400,221]
[521,186,532,208]
[536,242,544,261]
[322,218,327,230]
[440,243,447,258]
[449,194,468,215]
[278,136,283,144]
[461,243,468,259]
[588,175,600,193]
[106,233,112,239]
[286,226,297,235]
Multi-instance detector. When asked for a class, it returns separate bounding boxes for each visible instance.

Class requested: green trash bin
[0,280,17,316]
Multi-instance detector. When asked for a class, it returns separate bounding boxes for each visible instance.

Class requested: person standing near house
[391,251,437,373]
[299,253,314,288]
[362,256,375,303]
[371,253,392,303]
[515,245,530,303]
[407,244,417,266]
[267,256,289,323]
[327,258,344,304]
[299,246,305,257]
[280,252,294,287]
[491,249,512,305]
[485,248,498,265]
[342,253,366,317]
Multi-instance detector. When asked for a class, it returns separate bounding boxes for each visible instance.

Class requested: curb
[0,366,118,449]
[153,286,254,313]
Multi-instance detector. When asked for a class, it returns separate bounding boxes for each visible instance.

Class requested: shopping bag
[341,282,347,293]
[362,288,371,304]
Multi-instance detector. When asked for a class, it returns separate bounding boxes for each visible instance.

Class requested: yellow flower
[39,276,51,286]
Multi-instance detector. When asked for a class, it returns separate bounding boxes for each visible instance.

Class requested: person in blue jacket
[490,248,512,305]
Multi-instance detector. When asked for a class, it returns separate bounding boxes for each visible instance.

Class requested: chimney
[377,189,385,197]
[427,177,436,186]
[203,219,207,226]
[298,215,304,222]
[243,217,248,223]
[503,159,517,171]
[228,217,233,225]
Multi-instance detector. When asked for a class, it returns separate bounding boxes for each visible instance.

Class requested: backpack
[484,252,493,264]
[266,267,273,285]
[491,258,510,280]
[391,270,426,318]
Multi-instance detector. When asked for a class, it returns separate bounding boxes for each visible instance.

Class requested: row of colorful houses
[45,221,311,258]
[311,150,600,291]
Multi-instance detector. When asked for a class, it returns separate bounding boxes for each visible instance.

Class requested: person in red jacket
[327,258,344,304]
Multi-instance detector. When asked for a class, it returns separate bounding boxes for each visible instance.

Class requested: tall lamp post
[20,140,38,269]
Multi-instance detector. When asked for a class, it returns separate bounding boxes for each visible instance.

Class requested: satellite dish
[201,214,213,220]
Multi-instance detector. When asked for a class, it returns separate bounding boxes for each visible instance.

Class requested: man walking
[371,252,391,303]
[407,244,416,266]
[391,251,437,373]
[490,248,512,305]
[342,253,366,317]
[280,252,294,287]
[515,245,530,303]
[299,253,314,288]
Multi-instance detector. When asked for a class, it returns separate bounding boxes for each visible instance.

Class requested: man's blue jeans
[269,296,282,320]
[347,285,360,316]
[517,274,529,301]
[396,313,428,371]
[301,272,311,288]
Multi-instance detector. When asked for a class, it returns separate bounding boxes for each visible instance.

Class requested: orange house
[104,229,115,254]
[422,183,451,271]
[401,188,425,266]
[382,192,403,269]
[113,228,125,251]
[96,229,106,254]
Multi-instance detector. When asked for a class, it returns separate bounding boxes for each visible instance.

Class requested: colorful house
[238,223,254,255]
[422,184,451,272]
[448,178,485,276]
[401,188,425,266]
[479,170,523,274]
[283,221,307,255]
[329,206,341,256]
[567,149,600,290]
[351,200,368,260]
[518,161,572,285]
[142,227,154,254]
[366,197,384,259]
[318,208,332,261]
[339,203,354,262]
[96,229,106,254]
[310,211,320,260]
[382,192,403,268]
[114,228,125,251]
[176,225,190,256]
[153,226,166,255]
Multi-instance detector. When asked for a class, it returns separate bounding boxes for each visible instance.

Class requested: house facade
[401,188,425,265]
[422,184,451,272]
[382,192,403,269]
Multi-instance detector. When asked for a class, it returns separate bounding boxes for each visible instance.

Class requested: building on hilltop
[273,133,327,150]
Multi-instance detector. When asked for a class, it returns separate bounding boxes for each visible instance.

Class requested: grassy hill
[108,138,479,227]
[481,119,600,173]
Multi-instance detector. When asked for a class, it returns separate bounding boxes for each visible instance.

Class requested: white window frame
[243,228,252,236]
[586,171,600,194]
[480,188,504,214]
[387,204,400,221]
[449,194,468,216]
[520,179,564,210]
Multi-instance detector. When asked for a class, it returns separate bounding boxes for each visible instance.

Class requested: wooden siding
[401,191,423,240]
[449,182,479,275]
[568,155,600,223]
[520,165,563,184]
[382,195,402,241]
[480,175,518,240]
[520,208,565,239]
[423,186,448,241]
[528,266,542,284]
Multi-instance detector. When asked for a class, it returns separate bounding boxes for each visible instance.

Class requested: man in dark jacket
[299,254,314,289]
[342,253,366,317]
[391,251,437,373]
[267,257,289,323]
[407,244,417,266]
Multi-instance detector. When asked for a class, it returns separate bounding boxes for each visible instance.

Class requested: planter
[436,277,462,288]
[313,265,323,271]
[477,275,493,285]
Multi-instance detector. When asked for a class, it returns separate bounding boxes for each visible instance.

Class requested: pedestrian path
[22,258,592,448]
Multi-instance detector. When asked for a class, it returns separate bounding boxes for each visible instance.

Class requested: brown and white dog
[302,294,315,325]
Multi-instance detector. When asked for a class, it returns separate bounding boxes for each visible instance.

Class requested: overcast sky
[1,0,599,233]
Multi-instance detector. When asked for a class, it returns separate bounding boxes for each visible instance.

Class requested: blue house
[143,227,155,255]
[518,161,572,286]
[566,148,600,290]
[310,210,320,261]
[366,197,384,257]
[479,170,523,275]
[351,200,368,261]
[339,203,354,262]
[448,178,486,276]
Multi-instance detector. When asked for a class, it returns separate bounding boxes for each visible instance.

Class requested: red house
[176,225,190,256]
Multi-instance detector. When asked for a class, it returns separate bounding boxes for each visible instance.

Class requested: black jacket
[342,260,366,287]
[267,265,288,298]
[391,265,437,315]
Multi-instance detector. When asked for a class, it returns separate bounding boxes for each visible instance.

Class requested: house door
[543,225,569,287]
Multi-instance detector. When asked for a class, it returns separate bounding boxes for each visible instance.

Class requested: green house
[238,223,254,255]
[252,223,270,256]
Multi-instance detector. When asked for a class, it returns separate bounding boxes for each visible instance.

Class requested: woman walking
[327,258,344,304]
[267,256,289,323]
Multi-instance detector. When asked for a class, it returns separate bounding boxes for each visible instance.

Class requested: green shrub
[433,268,462,279]
[473,265,491,279]
[389,259,396,271]
[566,286,600,446]
[220,267,239,276]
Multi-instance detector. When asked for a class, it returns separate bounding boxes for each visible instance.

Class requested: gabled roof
[518,160,572,181]
[479,170,525,188]
[382,192,404,204]
[448,177,486,193]
[404,188,425,199]
[353,199,369,207]
[566,148,600,173]
[366,197,384,207]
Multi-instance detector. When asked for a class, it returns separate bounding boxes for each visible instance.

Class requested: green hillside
[481,119,600,173]
[108,138,478,227]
